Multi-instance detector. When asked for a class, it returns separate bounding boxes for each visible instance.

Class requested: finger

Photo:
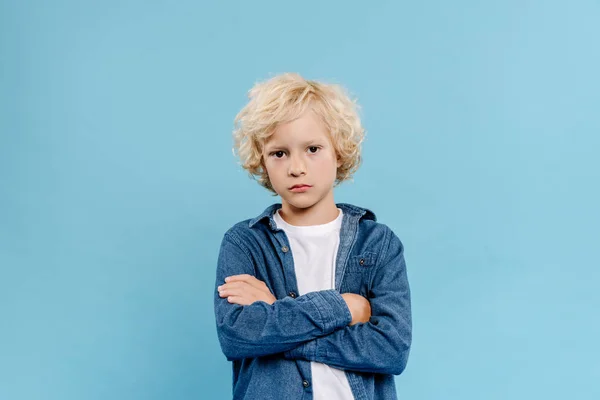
[218,287,247,298]
[218,281,248,293]
[226,296,251,306]
[224,274,252,283]
[225,274,267,291]
[218,282,256,298]
[218,284,241,297]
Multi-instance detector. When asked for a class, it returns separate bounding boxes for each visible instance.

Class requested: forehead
[265,110,330,148]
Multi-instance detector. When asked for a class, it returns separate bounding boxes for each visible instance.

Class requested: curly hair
[232,72,365,194]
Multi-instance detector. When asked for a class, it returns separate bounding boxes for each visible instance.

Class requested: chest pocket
[341,252,378,295]
[345,252,378,274]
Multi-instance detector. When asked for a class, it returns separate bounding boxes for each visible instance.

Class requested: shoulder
[343,203,405,260]
[220,207,277,252]
[341,202,398,236]
[222,219,256,245]
[222,203,279,237]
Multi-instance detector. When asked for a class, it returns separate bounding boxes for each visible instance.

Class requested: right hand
[218,274,277,306]
[341,293,371,325]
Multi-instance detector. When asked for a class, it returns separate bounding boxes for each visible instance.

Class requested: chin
[282,196,318,210]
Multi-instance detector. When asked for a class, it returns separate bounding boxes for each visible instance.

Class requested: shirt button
[281,246,289,253]
[289,291,297,298]
[359,258,365,266]
[302,380,310,388]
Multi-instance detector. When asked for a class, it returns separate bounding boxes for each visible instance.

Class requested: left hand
[217,274,277,306]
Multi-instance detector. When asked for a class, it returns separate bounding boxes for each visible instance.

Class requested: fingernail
[225,277,230,282]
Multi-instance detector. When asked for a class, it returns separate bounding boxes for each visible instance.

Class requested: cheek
[313,154,338,172]
[264,162,284,183]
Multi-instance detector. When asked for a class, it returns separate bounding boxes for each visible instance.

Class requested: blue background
[1,1,599,399]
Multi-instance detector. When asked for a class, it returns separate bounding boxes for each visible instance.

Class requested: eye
[271,151,285,158]
[308,146,320,154]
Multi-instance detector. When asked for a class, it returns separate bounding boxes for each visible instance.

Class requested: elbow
[220,337,257,361]
[217,323,273,361]
[367,346,409,375]
[219,333,262,361]
[220,338,243,361]
[217,325,252,361]
[222,347,246,361]
[387,347,410,375]
[387,321,411,375]
[392,336,411,375]
[376,342,409,375]
[379,331,411,375]
[215,307,257,360]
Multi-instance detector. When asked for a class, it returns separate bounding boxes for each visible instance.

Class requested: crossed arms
[213,231,411,375]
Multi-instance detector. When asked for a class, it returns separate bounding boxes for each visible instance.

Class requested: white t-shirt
[273,208,354,400]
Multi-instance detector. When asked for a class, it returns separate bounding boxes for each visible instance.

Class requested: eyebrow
[264,140,322,152]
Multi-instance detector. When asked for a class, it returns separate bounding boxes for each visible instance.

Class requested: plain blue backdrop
[1,1,599,399]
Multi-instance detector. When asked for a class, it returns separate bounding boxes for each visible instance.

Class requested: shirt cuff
[305,289,352,333]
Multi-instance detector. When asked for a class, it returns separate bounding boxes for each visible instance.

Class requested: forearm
[214,232,352,360]
[215,288,351,360]
[285,230,412,375]
[283,314,411,375]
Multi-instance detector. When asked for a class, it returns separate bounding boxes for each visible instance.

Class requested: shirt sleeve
[214,232,353,361]
[283,229,412,375]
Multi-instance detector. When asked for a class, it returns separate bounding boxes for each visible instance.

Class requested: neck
[279,192,339,226]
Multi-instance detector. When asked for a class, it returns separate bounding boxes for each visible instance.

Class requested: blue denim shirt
[214,203,412,400]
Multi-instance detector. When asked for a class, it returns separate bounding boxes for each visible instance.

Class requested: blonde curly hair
[232,73,365,194]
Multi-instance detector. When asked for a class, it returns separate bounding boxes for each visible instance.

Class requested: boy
[214,73,412,400]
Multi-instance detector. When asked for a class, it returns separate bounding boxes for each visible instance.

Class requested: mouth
[289,184,312,192]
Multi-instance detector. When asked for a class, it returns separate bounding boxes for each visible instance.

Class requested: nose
[288,153,306,177]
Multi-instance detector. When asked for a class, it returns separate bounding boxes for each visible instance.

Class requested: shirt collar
[248,202,377,230]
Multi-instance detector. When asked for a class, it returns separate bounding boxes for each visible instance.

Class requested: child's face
[262,109,341,212]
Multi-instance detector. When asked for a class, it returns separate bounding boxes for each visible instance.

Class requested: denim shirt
[214,203,412,400]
